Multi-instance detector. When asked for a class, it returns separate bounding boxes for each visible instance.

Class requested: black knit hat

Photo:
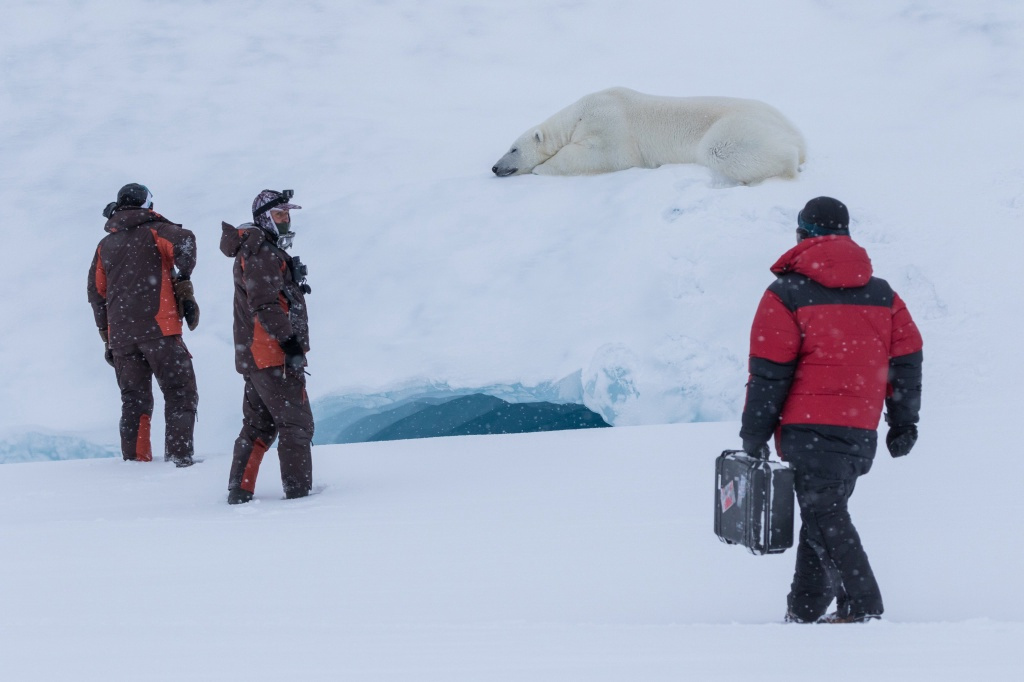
[116,183,152,209]
[797,196,849,237]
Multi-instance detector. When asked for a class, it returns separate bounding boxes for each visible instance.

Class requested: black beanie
[797,196,849,237]
[116,183,152,208]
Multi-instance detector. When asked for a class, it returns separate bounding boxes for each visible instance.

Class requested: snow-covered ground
[2,421,1022,680]
[2,0,1023,678]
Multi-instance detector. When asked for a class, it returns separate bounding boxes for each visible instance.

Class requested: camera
[291,256,311,294]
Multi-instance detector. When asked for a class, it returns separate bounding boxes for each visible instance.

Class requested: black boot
[820,611,881,624]
[227,488,253,505]
[784,609,819,624]
[284,487,310,500]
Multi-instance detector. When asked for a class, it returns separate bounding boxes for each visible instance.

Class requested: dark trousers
[787,470,884,621]
[229,366,314,497]
[112,336,198,463]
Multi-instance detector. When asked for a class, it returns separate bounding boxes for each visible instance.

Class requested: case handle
[721,447,771,461]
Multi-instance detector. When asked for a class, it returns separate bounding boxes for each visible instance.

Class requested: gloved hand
[742,439,771,460]
[886,424,918,458]
[98,328,114,368]
[280,335,306,370]
[174,278,200,331]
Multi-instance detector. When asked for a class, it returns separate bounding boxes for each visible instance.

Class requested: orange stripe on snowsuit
[136,413,152,462]
[248,274,291,370]
[251,317,286,369]
[241,438,269,493]
[94,246,108,298]
[150,228,183,337]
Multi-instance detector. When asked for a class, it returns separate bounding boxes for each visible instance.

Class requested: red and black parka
[87,208,196,348]
[220,222,310,375]
[740,235,923,475]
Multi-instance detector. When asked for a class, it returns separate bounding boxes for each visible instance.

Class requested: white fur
[492,87,807,185]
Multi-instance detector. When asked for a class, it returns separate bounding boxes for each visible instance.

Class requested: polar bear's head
[492,128,551,177]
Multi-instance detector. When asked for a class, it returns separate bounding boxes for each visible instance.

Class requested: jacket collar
[103,208,169,233]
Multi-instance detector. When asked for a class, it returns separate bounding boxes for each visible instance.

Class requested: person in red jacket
[87,183,200,467]
[740,196,923,624]
[220,189,314,504]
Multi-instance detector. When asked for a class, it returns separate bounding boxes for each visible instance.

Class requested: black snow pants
[787,470,884,622]
[111,335,198,463]
[229,366,314,498]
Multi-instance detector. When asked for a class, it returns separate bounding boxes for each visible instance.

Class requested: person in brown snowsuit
[220,189,314,504]
[87,183,200,467]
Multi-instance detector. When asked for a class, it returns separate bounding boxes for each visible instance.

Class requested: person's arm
[739,287,799,452]
[885,292,923,456]
[886,293,923,423]
[155,223,200,328]
[156,223,197,279]
[87,245,113,365]
[86,245,108,333]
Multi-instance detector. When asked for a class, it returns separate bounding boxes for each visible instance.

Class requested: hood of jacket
[770,235,873,289]
[221,221,278,258]
[103,208,174,234]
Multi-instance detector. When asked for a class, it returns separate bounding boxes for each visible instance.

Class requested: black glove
[98,328,114,368]
[280,336,306,369]
[886,424,918,458]
[174,279,200,331]
[181,299,200,330]
[742,439,771,460]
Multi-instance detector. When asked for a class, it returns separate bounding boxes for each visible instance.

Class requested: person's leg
[791,471,883,621]
[787,468,850,621]
[786,512,839,622]
[142,336,198,466]
[227,375,277,502]
[250,366,314,498]
[823,477,880,620]
[112,344,154,462]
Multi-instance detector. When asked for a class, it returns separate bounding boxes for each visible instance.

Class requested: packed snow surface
[2,421,1022,680]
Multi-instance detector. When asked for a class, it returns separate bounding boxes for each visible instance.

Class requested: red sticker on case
[721,479,736,512]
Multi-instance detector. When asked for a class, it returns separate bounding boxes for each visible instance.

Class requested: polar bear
[492,87,806,185]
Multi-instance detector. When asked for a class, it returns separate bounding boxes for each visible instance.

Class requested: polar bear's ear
[533,129,544,144]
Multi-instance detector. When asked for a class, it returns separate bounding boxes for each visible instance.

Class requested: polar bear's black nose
[492,166,499,174]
